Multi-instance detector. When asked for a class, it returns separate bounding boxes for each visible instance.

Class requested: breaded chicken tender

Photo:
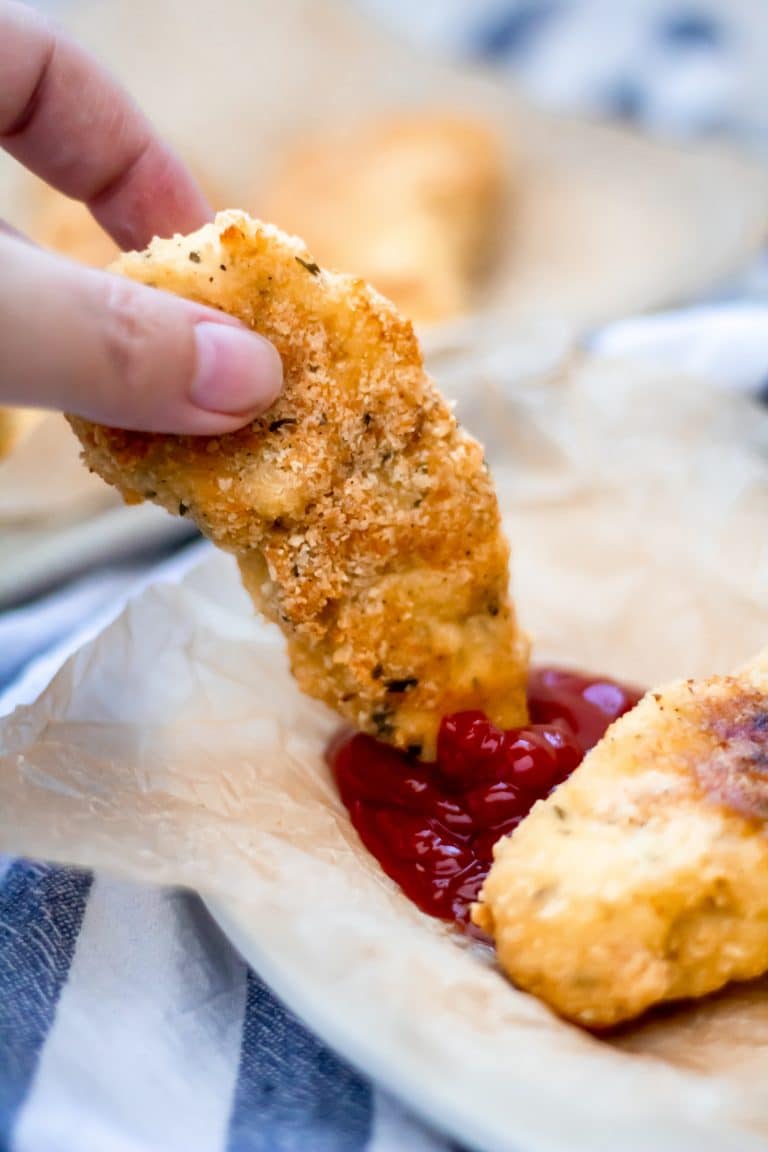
[473,650,768,1027]
[69,211,528,757]
[263,115,505,324]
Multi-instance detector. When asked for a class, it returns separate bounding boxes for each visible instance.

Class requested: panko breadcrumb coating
[263,115,505,324]
[69,211,528,757]
[474,649,768,1027]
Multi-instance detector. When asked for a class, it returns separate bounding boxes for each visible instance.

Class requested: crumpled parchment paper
[1,341,768,1151]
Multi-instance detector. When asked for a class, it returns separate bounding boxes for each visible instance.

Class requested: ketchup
[330,667,642,930]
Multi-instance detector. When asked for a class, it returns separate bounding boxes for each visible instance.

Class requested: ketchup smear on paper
[329,668,642,930]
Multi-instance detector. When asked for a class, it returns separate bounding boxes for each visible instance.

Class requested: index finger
[0,1,212,249]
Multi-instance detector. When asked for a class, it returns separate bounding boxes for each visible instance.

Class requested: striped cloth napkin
[0,863,450,1152]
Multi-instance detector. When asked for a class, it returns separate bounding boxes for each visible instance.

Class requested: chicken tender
[474,650,768,1027]
[69,211,528,758]
[263,115,506,324]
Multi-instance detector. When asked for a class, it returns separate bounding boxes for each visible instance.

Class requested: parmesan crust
[69,212,528,756]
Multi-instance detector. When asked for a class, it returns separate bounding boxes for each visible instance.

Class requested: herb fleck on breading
[385,677,419,694]
[295,256,321,276]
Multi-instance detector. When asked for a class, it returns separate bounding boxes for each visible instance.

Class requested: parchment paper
[2,344,768,1151]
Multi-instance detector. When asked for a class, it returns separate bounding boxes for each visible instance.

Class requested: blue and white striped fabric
[0,864,451,1152]
[3,2,768,1149]
[359,0,768,146]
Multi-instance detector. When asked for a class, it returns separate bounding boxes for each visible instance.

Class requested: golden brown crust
[263,115,506,324]
[693,689,768,822]
[69,211,528,757]
[473,651,768,1027]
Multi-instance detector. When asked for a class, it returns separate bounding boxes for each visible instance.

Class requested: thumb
[0,232,283,434]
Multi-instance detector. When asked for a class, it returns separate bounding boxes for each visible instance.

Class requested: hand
[0,2,282,433]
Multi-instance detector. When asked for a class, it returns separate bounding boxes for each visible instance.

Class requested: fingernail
[190,322,283,414]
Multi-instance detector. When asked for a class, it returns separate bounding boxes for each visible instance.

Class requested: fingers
[0,1,211,249]
[0,233,283,434]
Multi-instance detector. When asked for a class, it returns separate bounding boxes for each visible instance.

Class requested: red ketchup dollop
[329,668,643,930]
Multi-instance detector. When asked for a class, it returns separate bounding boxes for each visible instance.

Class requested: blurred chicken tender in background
[264,114,506,324]
[0,408,45,461]
[28,183,120,268]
